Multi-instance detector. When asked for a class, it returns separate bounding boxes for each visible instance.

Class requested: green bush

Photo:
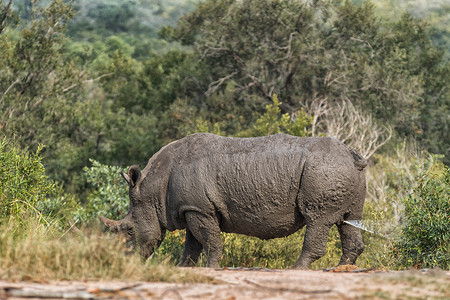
[237,94,313,138]
[153,230,187,264]
[220,231,303,268]
[395,165,449,269]
[0,136,77,226]
[0,136,55,223]
[75,159,128,223]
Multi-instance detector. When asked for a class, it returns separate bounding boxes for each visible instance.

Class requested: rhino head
[99,165,166,260]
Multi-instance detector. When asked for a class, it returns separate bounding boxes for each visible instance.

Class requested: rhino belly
[214,150,306,239]
[221,205,305,239]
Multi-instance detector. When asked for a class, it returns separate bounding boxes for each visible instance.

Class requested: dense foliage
[74,160,128,222]
[0,0,448,271]
[0,137,55,221]
[170,0,449,161]
[2,0,448,188]
[0,136,77,225]
[396,166,449,269]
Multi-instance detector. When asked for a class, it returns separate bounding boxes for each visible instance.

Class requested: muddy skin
[100,133,367,269]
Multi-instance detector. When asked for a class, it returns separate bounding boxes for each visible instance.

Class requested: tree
[169,0,448,161]
[0,1,160,192]
[0,0,76,132]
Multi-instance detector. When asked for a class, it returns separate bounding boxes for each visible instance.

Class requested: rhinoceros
[100,133,367,268]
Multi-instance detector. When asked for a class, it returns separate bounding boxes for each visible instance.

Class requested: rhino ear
[123,165,141,187]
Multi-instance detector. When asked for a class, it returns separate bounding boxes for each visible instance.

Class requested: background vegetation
[0,0,448,279]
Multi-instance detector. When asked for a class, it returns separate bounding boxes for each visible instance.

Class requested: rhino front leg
[178,229,203,267]
[337,222,364,265]
[292,223,332,269]
[185,211,222,268]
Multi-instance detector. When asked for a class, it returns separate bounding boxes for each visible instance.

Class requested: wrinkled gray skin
[100,133,367,269]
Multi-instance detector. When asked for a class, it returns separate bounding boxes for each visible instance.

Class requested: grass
[0,218,214,283]
[0,215,394,284]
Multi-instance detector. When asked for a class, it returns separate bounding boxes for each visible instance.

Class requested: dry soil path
[1,268,449,299]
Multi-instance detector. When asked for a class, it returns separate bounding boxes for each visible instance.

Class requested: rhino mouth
[139,245,155,260]
[137,231,166,260]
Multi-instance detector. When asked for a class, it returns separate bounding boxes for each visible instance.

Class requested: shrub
[154,230,187,264]
[395,165,449,269]
[0,136,55,223]
[220,231,304,269]
[0,136,78,226]
[74,159,128,223]
[237,94,313,138]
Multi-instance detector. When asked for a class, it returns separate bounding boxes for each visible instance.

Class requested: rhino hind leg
[337,222,364,265]
[292,223,332,269]
[184,211,222,268]
[178,229,203,267]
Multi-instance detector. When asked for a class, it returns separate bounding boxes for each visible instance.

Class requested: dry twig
[309,98,392,159]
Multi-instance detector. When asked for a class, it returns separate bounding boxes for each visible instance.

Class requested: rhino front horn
[99,216,122,231]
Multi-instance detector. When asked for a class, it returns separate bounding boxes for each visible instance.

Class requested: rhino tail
[350,149,367,171]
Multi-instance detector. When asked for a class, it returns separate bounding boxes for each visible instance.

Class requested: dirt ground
[0,267,449,300]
